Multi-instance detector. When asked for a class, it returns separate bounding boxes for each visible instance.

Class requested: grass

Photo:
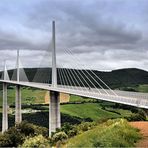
[123,84,148,93]
[66,119,141,147]
[0,87,46,106]
[61,103,133,121]
[137,84,148,92]
[0,88,94,105]
[69,95,95,102]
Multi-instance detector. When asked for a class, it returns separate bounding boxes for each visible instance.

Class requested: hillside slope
[1,68,148,89]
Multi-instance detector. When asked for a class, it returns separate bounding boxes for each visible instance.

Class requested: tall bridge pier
[49,91,60,135]
[2,61,8,133]
[15,85,22,123]
[2,82,8,133]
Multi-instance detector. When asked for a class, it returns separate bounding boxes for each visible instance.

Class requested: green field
[136,84,148,92]
[69,95,95,102]
[61,103,133,121]
[0,87,46,106]
[121,84,148,93]
[0,89,95,106]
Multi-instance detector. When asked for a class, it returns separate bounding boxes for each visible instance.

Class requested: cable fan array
[56,48,117,96]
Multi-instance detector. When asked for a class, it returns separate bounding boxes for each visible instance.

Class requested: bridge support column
[15,85,22,124]
[49,91,61,136]
[2,83,8,133]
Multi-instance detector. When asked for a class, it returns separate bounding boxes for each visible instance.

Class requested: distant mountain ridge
[1,68,148,89]
[97,68,148,88]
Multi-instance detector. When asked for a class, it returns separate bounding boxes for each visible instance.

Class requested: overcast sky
[0,0,148,71]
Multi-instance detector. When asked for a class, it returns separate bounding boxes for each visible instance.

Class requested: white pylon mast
[3,60,7,80]
[17,49,20,82]
[52,21,57,87]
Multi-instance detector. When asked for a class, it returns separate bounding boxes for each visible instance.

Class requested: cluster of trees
[99,102,147,121]
[125,109,147,121]
[0,121,48,147]
[0,121,97,147]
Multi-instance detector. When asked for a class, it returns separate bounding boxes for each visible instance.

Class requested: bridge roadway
[0,80,148,109]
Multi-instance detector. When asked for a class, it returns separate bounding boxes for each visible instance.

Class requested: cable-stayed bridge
[0,21,148,136]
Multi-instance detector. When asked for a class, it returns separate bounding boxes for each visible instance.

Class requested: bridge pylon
[49,21,61,136]
[51,21,57,88]
[15,49,22,124]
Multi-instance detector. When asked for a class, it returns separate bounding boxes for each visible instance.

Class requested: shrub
[77,122,96,132]
[126,109,146,121]
[15,121,48,137]
[21,135,49,148]
[16,121,35,136]
[61,123,73,134]
[0,121,48,147]
[138,109,147,120]
[0,134,9,147]
[67,128,78,137]
[53,123,78,138]
[0,127,24,147]
[51,132,68,145]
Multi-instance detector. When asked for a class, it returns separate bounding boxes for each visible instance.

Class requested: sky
[0,0,148,71]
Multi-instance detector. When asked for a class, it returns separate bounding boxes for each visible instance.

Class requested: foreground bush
[0,121,48,147]
[125,109,147,121]
[66,119,141,147]
[0,127,24,147]
[76,121,96,132]
[51,131,68,146]
[16,121,48,137]
[21,135,49,147]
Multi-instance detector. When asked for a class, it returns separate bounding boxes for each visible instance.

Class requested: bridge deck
[0,80,148,109]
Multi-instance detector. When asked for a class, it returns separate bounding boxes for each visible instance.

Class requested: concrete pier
[2,83,8,133]
[49,91,61,136]
[15,85,22,124]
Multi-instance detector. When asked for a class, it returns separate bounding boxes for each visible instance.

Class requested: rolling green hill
[0,68,148,89]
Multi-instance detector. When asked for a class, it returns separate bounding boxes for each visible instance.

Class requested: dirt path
[130,122,148,147]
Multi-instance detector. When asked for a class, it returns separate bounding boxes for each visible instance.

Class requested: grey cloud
[0,0,143,53]
[25,0,143,54]
[0,29,32,50]
[0,0,148,71]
